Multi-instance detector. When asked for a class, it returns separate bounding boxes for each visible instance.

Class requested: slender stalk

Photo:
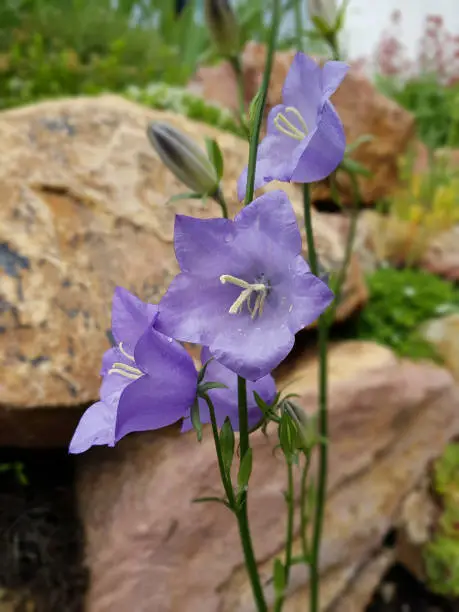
[303,184,318,275]
[300,451,311,565]
[327,174,360,324]
[294,0,304,52]
[302,184,329,611]
[237,377,267,611]
[230,56,249,138]
[273,461,295,612]
[244,0,281,206]
[238,376,249,457]
[214,188,229,219]
[203,394,235,507]
[284,461,295,584]
[231,1,281,609]
[309,318,329,612]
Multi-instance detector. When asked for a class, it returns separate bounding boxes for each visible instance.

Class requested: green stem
[300,451,311,565]
[238,376,249,457]
[230,56,249,139]
[327,174,360,324]
[294,0,304,52]
[237,376,267,611]
[309,318,329,612]
[203,394,235,507]
[214,188,229,219]
[302,185,329,612]
[273,461,295,612]
[303,184,318,275]
[244,0,281,206]
[284,461,294,584]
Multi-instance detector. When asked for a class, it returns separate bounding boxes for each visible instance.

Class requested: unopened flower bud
[204,0,240,59]
[308,0,338,30]
[147,122,219,196]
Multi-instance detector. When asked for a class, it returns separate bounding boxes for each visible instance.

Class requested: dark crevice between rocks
[0,448,88,612]
[366,529,459,612]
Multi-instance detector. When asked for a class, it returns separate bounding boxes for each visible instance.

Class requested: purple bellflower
[156,190,334,381]
[69,287,198,454]
[237,52,349,201]
[182,347,277,432]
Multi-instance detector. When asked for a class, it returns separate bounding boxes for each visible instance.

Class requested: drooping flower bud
[204,0,240,59]
[147,122,219,196]
[307,0,338,30]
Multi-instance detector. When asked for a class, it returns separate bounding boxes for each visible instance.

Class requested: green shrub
[376,75,459,149]
[352,267,459,360]
[424,444,459,598]
[125,82,245,136]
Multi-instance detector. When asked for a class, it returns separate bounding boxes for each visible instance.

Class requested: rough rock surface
[0,95,366,446]
[190,42,416,206]
[76,341,459,612]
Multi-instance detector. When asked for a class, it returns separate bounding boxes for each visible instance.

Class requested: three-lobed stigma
[273,106,308,141]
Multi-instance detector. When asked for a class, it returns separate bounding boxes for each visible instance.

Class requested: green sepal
[205,137,224,181]
[220,417,235,474]
[190,398,202,442]
[237,448,253,490]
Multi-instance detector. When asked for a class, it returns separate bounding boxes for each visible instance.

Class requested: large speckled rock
[190,42,416,206]
[76,341,459,612]
[0,95,366,445]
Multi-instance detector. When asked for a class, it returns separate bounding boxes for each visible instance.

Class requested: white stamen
[220,274,268,319]
[273,106,308,141]
[118,342,135,361]
[108,361,142,380]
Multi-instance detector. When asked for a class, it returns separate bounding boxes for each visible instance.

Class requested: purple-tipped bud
[147,122,219,196]
[204,0,240,59]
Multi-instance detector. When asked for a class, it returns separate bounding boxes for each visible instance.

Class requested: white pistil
[108,361,142,380]
[220,274,268,319]
[273,106,308,141]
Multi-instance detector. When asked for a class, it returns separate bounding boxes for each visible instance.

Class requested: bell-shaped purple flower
[69,287,198,453]
[156,190,334,381]
[182,347,277,432]
[237,52,349,201]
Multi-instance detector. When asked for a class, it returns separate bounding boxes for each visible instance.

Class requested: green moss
[352,267,459,361]
[424,444,459,598]
[125,82,245,137]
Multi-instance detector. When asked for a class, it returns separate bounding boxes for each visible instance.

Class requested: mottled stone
[77,341,459,611]
[0,95,366,447]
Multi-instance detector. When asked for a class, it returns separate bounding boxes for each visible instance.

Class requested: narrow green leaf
[197,357,213,384]
[340,158,372,177]
[248,88,264,137]
[205,138,224,181]
[345,133,374,154]
[237,448,253,490]
[199,381,228,395]
[220,417,235,474]
[191,399,202,442]
[192,496,230,508]
[166,192,205,205]
[273,558,285,594]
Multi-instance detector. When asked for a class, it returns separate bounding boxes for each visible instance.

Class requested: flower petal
[282,52,322,130]
[111,287,158,354]
[285,256,335,333]
[210,318,294,381]
[199,347,275,429]
[174,215,234,275]
[321,61,349,99]
[156,273,243,345]
[69,401,116,454]
[134,325,198,387]
[115,374,192,442]
[234,191,302,259]
[291,101,345,183]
